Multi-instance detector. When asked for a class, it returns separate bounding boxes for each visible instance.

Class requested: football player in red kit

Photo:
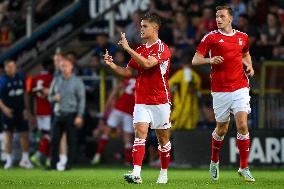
[92,78,135,166]
[104,13,172,184]
[192,5,255,182]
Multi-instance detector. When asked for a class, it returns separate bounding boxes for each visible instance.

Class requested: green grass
[0,166,283,189]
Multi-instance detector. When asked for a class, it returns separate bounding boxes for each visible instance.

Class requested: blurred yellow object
[169,67,201,129]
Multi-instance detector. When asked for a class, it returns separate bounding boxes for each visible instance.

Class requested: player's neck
[145,36,159,46]
[219,26,234,35]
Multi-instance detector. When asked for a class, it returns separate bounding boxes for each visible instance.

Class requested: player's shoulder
[235,29,248,37]
[234,29,249,39]
[201,30,219,41]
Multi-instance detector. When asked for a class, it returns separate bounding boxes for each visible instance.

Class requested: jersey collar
[218,29,236,36]
[145,39,160,48]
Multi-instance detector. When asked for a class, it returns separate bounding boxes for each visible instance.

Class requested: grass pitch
[0,166,283,189]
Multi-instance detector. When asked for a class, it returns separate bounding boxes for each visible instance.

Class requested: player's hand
[118,32,130,50]
[42,88,49,97]
[209,56,224,64]
[54,94,61,102]
[246,64,254,77]
[2,106,13,118]
[74,116,83,128]
[103,49,114,66]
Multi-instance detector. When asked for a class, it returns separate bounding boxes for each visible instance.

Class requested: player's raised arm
[103,49,133,78]
[192,52,224,66]
[118,32,158,69]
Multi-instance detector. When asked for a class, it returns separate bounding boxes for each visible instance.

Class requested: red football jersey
[127,39,171,104]
[114,78,136,115]
[31,71,53,116]
[196,29,250,92]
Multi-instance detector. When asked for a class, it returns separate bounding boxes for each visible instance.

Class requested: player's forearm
[108,62,132,78]
[242,53,252,67]
[125,47,153,69]
[192,54,211,65]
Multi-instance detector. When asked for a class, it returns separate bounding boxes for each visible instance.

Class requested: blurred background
[0,0,283,169]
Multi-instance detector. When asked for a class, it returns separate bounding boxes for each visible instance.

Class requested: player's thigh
[121,112,134,134]
[133,104,151,124]
[212,92,232,122]
[147,103,171,130]
[231,87,251,115]
[107,109,122,128]
[37,116,51,131]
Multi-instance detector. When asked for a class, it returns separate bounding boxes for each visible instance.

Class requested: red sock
[38,137,50,157]
[124,146,133,164]
[237,133,250,169]
[96,135,108,154]
[211,129,224,163]
[132,138,146,166]
[158,141,171,169]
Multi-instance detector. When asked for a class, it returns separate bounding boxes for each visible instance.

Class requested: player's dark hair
[216,5,233,16]
[141,12,161,28]
[4,59,15,66]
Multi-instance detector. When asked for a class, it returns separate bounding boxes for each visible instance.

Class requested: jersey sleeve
[242,35,250,53]
[127,58,138,69]
[149,43,171,64]
[196,34,212,56]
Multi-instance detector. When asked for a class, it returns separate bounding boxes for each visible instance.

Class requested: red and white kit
[32,71,53,131]
[196,29,251,122]
[107,78,136,133]
[127,39,171,129]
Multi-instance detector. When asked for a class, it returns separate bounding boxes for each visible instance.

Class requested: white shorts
[212,87,251,122]
[133,103,171,129]
[107,109,133,133]
[36,116,51,131]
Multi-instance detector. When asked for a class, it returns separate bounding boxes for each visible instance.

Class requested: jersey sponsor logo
[239,38,243,45]
[219,39,224,43]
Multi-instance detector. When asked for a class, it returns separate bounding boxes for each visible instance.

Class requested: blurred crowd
[0,0,284,169]
[0,0,74,53]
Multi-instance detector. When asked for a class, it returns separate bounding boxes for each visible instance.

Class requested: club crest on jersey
[239,38,243,45]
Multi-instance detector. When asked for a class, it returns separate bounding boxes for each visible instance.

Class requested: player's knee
[134,128,148,139]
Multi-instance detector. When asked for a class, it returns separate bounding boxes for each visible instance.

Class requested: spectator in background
[169,57,201,130]
[247,0,269,26]
[172,11,196,51]
[149,0,173,23]
[196,7,216,42]
[0,59,33,169]
[93,33,117,57]
[125,11,142,49]
[48,55,85,171]
[230,0,247,26]
[0,23,14,52]
[258,12,282,59]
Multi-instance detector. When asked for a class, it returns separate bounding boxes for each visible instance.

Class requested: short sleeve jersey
[114,78,136,115]
[196,29,250,92]
[127,39,171,104]
[31,71,53,116]
[0,73,26,113]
